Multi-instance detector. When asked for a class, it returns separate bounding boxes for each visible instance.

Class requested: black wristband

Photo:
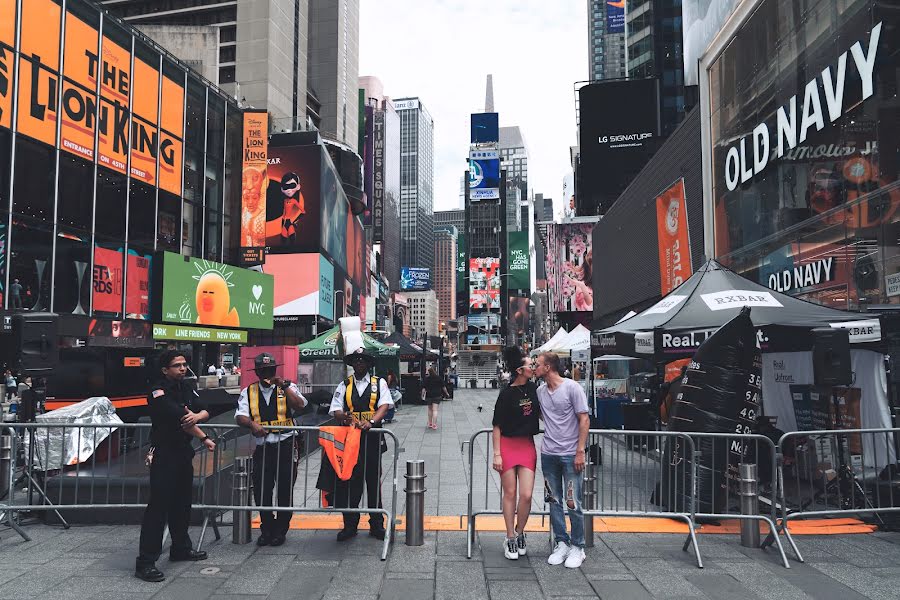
[201,435,209,441]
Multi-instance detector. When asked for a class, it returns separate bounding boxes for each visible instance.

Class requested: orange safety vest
[318,425,361,504]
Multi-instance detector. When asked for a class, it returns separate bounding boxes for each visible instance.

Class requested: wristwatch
[279,380,292,390]
[369,419,376,426]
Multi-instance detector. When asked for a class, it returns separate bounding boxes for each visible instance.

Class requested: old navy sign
[767,257,834,293]
[723,23,881,191]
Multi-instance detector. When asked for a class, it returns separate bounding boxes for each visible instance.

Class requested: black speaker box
[812,327,851,386]
[12,312,59,373]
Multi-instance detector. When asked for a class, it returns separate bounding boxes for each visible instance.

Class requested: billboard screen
[158,252,274,329]
[578,79,660,214]
[264,144,322,253]
[321,152,349,270]
[401,267,431,291]
[471,112,499,143]
[241,110,268,248]
[509,295,531,341]
[469,149,500,200]
[469,257,500,310]
[607,0,625,33]
[655,178,693,295]
[263,253,334,319]
[545,223,593,313]
[507,231,530,291]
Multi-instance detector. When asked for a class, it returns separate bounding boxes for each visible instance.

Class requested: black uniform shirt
[492,381,541,437]
[147,378,207,452]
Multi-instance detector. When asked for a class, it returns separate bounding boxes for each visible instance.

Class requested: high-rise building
[395,98,435,271]
[434,209,465,232]
[626,0,692,135]
[499,126,528,205]
[433,226,458,325]
[407,291,439,338]
[588,0,626,81]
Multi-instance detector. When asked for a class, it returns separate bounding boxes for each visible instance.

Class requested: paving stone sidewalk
[0,388,898,599]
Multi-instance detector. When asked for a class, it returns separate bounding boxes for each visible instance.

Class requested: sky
[359,0,588,216]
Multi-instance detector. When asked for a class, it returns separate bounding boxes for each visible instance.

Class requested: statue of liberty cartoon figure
[180,261,240,327]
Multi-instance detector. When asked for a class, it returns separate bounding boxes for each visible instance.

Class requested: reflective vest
[318,426,361,481]
[248,383,294,428]
[344,375,380,422]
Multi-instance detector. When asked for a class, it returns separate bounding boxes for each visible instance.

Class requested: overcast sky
[359,0,587,216]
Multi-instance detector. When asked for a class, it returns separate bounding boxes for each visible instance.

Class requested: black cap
[253,352,281,371]
[343,348,376,367]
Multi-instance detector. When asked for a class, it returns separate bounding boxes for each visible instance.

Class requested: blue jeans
[541,453,584,548]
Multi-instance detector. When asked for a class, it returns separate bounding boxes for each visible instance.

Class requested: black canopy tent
[594,260,882,362]
[383,332,439,362]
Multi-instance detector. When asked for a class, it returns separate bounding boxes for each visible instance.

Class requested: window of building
[9,216,53,312]
[128,180,156,249]
[53,228,90,315]
[182,200,203,257]
[12,137,55,223]
[157,190,181,252]
[95,167,127,241]
[219,66,235,84]
[57,154,94,232]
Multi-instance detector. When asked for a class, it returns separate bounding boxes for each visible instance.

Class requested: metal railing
[0,422,402,560]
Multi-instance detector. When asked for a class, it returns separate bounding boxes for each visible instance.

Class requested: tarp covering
[534,327,570,354]
[595,260,880,360]
[383,332,439,362]
[555,324,591,352]
[26,396,124,471]
[298,326,398,360]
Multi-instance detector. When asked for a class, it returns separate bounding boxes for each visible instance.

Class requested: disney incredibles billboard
[156,252,274,330]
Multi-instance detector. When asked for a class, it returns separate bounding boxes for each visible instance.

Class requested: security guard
[136,350,215,582]
[235,353,307,546]
[329,348,394,541]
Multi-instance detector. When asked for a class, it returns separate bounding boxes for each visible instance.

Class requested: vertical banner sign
[241,110,268,248]
[507,231,530,291]
[17,0,62,146]
[97,36,132,174]
[60,8,99,160]
[363,104,374,226]
[372,109,385,242]
[159,72,185,195]
[130,56,160,184]
[655,178,692,295]
[606,0,625,33]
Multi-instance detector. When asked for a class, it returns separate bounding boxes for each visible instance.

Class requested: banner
[469,149,500,200]
[241,110,268,248]
[93,247,124,314]
[372,109,385,241]
[401,267,431,291]
[545,223,593,312]
[363,104,374,226]
[469,257,500,309]
[655,178,692,295]
[507,231,530,291]
[607,0,625,33]
[159,252,274,329]
[153,323,248,344]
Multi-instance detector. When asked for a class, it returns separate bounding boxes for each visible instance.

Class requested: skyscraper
[433,226,458,324]
[395,98,435,271]
[499,126,528,209]
[588,0,626,81]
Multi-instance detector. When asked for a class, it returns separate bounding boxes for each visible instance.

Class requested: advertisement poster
[263,253,332,319]
[93,246,124,314]
[345,212,365,289]
[545,223,594,312]
[606,0,625,33]
[656,178,692,295]
[126,252,151,319]
[159,252,274,329]
[469,149,500,200]
[88,319,153,348]
[471,112,499,144]
[469,257,500,310]
[507,231,530,291]
[401,267,431,291]
[320,154,349,270]
[508,295,530,341]
[265,144,321,252]
[241,110,268,248]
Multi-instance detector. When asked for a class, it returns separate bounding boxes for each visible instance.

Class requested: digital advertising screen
[471,113,499,144]
[469,257,500,310]
[401,267,431,291]
[469,149,501,200]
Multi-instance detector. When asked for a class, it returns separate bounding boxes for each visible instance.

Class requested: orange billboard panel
[60,81,95,160]
[655,178,692,295]
[16,57,58,145]
[158,129,183,195]
[63,9,98,90]
[0,0,15,49]
[99,36,130,104]
[98,96,128,174]
[0,46,12,130]
[20,0,61,72]
[241,111,268,248]
[132,57,159,124]
[160,74,184,137]
[130,117,157,185]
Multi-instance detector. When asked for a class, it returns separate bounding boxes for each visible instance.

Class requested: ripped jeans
[541,453,585,548]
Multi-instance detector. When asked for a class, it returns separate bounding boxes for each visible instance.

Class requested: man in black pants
[136,350,215,582]
[329,349,394,541]
[235,353,307,546]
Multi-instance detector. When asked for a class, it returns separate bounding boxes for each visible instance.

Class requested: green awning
[298,325,398,360]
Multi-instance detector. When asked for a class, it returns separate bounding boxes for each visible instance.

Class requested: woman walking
[421,367,448,429]
[492,347,540,560]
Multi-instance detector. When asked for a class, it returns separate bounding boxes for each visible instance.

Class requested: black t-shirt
[147,378,208,453]
[423,375,444,398]
[492,381,541,437]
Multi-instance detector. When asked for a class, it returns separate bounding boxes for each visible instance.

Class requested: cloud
[360,0,587,213]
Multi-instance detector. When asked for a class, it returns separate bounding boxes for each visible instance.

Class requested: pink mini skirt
[499,435,536,474]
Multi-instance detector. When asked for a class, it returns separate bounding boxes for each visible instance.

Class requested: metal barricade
[0,422,402,561]
[775,427,900,563]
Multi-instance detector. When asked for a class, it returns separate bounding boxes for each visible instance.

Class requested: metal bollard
[233,456,252,545]
[738,463,760,548]
[0,435,11,500]
[405,460,426,546]
[582,456,598,548]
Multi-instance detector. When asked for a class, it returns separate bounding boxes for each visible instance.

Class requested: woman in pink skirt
[492,346,541,560]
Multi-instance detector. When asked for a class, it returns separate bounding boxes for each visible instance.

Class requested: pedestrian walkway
[0,389,898,599]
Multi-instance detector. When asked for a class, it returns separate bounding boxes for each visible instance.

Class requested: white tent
[555,324,591,352]
[534,327,569,354]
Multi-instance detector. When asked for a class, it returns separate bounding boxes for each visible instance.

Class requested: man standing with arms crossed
[534,351,590,569]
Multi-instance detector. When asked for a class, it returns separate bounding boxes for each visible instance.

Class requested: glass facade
[0,0,241,317]
[710,0,898,311]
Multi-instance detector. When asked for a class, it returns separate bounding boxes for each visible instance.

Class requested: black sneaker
[369,527,386,540]
[270,534,286,547]
[169,549,207,562]
[336,528,358,542]
[516,532,527,556]
[256,533,272,547]
[134,564,165,582]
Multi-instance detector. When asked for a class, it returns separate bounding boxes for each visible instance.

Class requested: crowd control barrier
[773,427,900,563]
[0,422,401,560]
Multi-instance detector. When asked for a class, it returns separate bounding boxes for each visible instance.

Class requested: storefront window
[12,136,55,224]
[9,216,53,312]
[53,228,91,314]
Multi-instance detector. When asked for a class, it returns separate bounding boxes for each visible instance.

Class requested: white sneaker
[564,546,586,569]
[516,532,527,556]
[504,538,519,560]
[548,541,570,565]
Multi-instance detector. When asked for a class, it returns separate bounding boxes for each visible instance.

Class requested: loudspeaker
[12,312,59,373]
[812,327,851,386]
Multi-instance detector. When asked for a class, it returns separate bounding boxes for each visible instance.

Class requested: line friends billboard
[0,1,186,195]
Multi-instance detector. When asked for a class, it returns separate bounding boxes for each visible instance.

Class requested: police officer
[136,350,215,582]
[329,348,394,541]
[235,353,307,546]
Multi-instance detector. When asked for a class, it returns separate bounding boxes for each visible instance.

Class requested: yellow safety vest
[345,375,379,422]
[248,383,294,428]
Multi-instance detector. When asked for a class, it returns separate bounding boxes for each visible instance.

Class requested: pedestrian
[492,347,540,560]
[207,364,216,375]
[135,350,215,582]
[421,367,448,430]
[235,353,307,546]
[385,369,400,421]
[9,279,22,310]
[534,351,590,569]
[4,370,16,401]
[328,348,393,541]
[215,364,225,386]
[443,367,454,399]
